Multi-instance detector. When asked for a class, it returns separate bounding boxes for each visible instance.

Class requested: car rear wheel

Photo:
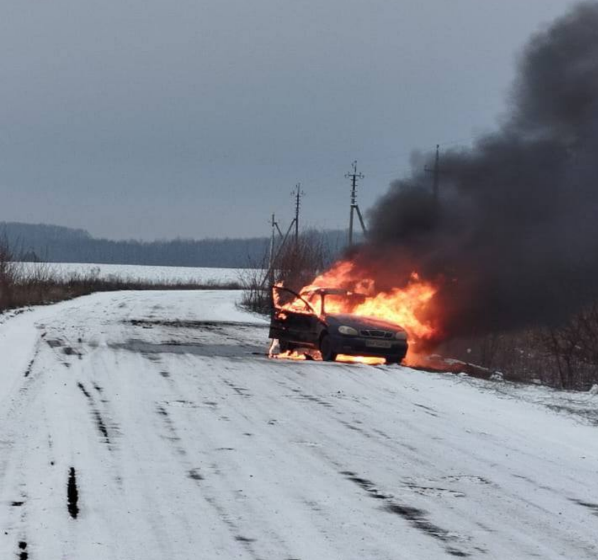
[319,334,337,362]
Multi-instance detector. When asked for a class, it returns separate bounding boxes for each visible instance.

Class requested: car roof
[300,287,352,296]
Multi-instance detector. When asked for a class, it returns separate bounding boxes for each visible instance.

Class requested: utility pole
[262,185,304,289]
[268,213,284,287]
[269,213,282,248]
[346,161,366,246]
[268,213,277,285]
[291,183,304,244]
[425,144,441,202]
[261,214,297,289]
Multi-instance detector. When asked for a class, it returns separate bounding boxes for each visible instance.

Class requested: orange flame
[303,260,439,342]
[275,351,307,361]
[336,354,387,366]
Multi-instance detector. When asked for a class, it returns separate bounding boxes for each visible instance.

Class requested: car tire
[386,350,407,365]
[319,334,337,362]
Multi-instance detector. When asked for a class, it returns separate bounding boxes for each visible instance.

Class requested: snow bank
[16,262,249,285]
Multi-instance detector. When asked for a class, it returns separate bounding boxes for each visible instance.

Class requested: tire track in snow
[17,540,28,560]
[274,377,432,467]
[77,382,111,443]
[146,358,304,560]
[340,470,474,557]
[67,468,79,519]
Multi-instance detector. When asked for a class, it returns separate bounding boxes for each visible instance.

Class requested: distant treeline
[0,222,352,268]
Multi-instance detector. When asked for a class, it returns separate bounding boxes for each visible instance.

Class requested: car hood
[325,313,406,333]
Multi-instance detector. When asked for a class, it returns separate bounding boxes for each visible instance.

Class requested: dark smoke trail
[362,2,598,339]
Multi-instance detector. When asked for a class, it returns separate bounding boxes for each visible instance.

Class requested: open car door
[269,286,321,348]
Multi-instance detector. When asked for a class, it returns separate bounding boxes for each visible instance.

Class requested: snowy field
[0,290,597,559]
[16,261,246,285]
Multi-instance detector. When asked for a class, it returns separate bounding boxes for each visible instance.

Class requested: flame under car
[269,286,409,364]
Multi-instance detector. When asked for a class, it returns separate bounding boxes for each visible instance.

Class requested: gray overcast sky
[0,0,580,240]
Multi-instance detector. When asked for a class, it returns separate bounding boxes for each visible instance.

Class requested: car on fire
[269,285,409,364]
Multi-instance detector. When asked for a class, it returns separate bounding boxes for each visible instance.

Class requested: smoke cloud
[359,2,598,339]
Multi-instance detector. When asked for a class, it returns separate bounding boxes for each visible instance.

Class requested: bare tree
[241,231,331,314]
[0,239,15,310]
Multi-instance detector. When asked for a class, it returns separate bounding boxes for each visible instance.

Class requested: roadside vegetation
[241,231,331,315]
[0,240,241,315]
[441,315,598,391]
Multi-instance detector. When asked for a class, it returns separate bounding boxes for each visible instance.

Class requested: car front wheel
[319,334,337,362]
[386,350,407,365]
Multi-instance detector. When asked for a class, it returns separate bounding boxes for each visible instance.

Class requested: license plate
[366,340,392,349]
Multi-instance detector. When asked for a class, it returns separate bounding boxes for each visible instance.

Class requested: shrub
[241,231,331,314]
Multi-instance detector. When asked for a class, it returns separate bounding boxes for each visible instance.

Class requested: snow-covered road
[0,291,596,560]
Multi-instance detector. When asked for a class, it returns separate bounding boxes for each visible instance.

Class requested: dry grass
[441,323,598,391]
[0,242,241,314]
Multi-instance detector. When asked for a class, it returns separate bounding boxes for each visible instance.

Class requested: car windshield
[322,292,366,315]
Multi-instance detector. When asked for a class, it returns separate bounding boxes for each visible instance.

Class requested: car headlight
[338,325,359,336]
[395,331,407,341]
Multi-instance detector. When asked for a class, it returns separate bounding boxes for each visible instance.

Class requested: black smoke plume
[359,2,598,339]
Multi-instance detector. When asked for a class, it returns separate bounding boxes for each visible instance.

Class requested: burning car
[269,285,409,364]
